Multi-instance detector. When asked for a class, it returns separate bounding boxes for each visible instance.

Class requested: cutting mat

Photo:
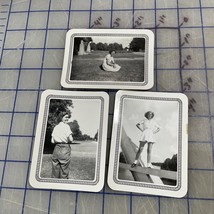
[0,0,213,213]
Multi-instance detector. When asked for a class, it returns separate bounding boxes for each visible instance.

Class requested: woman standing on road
[51,111,73,179]
[102,50,121,72]
[131,111,160,168]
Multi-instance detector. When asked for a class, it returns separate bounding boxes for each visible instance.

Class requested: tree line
[153,154,177,171]
[69,120,93,141]
[90,42,123,51]
[161,154,177,171]
[73,37,145,54]
[91,38,145,52]
[153,154,177,186]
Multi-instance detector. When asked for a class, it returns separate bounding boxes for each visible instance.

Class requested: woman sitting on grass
[102,50,121,72]
[51,111,74,179]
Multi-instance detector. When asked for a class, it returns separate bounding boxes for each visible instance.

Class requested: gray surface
[0,0,214,213]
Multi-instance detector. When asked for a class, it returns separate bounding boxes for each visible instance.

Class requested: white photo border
[108,91,188,198]
[61,29,154,90]
[29,90,109,192]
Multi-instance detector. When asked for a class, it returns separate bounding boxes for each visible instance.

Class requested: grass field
[40,141,97,180]
[71,51,144,82]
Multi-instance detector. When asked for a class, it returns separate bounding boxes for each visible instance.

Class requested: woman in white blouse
[102,50,121,72]
[131,111,160,168]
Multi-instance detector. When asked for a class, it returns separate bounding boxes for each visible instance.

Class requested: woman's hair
[109,50,116,54]
[57,111,71,123]
[144,111,154,119]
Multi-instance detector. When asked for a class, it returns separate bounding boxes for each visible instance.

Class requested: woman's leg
[52,145,60,178]
[147,142,154,167]
[52,159,60,178]
[131,141,147,167]
[135,146,144,161]
[59,145,71,179]
[60,156,71,179]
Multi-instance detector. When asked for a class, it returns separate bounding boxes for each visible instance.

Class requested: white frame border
[61,29,154,90]
[29,90,109,192]
[108,90,188,198]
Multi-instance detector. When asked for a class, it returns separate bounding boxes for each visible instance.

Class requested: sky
[67,99,101,138]
[121,98,180,163]
[92,36,134,48]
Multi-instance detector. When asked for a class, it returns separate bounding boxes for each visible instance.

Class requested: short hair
[144,111,154,119]
[109,50,116,54]
[57,111,71,123]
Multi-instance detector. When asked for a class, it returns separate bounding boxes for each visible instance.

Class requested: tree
[90,42,97,50]
[129,38,145,52]
[68,120,83,140]
[96,42,105,50]
[160,154,177,185]
[82,134,92,141]
[113,42,123,50]
[103,43,108,51]
[68,120,93,141]
[108,42,123,51]
[161,154,177,171]
[47,99,73,133]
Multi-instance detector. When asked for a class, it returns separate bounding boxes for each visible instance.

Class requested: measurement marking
[0,1,11,65]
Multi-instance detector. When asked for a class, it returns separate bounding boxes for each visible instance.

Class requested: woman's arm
[106,55,115,66]
[51,137,55,144]
[68,134,74,143]
[154,123,160,134]
[154,127,160,134]
[136,123,144,132]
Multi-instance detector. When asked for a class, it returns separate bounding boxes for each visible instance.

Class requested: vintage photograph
[70,36,145,82]
[29,90,109,192]
[119,98,179,186]
[61,29,154,89]
[108,91,188,197]
[40,98,100,181]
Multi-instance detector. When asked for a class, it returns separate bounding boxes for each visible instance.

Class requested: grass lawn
[40,141,97,180]
[71,51,144,82]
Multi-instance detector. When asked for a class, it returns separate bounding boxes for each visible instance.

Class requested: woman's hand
[154,127,160,134]
[68,134,73,143]
[136,123,144,132]
[51,137,55,144]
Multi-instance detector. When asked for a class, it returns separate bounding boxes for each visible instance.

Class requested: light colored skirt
[102,63,121,72]
[140,129,155,143]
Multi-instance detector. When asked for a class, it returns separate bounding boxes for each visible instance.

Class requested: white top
[104,54,115,65]
[51,122,72,143]
[139,118,160,133]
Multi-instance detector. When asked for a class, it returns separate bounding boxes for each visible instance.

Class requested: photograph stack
[30,29,188,198]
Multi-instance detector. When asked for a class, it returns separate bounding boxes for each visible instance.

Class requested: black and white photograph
[70,36,145,81]
[29,90,109,192]
[108,91,188,198]
[61,29,154,89]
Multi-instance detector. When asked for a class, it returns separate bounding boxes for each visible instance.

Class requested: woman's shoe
[147,163,153,168]
[131,163,137,168]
